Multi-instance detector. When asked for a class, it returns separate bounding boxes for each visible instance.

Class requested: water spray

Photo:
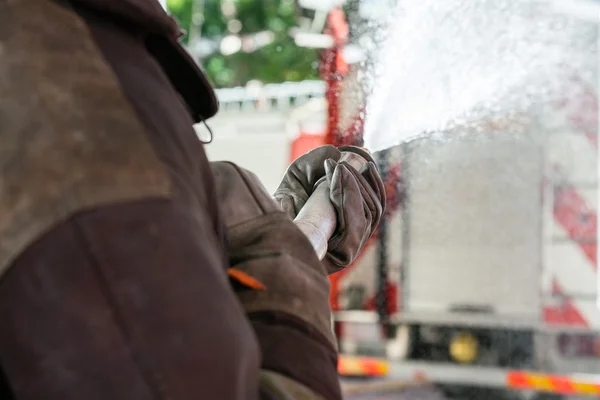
[363,0,598,151]
[292,1,600,302]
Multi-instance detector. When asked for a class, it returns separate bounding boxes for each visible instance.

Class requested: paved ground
[343,385,573,400]
[344,386,447,400]
[341,380,539,400]
[342,379,447,400]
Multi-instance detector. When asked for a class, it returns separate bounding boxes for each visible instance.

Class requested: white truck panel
[197,116,293,194]
[403,133,544,320]
[338,209,404,309]
[546,236,597,297]
[547,131,597,185]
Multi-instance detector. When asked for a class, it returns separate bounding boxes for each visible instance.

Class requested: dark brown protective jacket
[0,1,340,399]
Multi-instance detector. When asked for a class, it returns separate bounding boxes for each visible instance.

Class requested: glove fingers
[325,160,344,233]
[274,195,302,219]
[273,146,342,217]
[339,161,384,225]
[326,163,370,270]
[361,162,385,223]
[288,145,343,192]
[327,161,361,226]
[361,162,386,208]
[324,158,338,187]
[302,145,343,179]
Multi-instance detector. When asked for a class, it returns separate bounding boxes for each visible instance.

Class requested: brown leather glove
[211,161,341,400]
[272,145,386,273]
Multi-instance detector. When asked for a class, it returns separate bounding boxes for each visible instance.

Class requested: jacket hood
[74,0,180,37]
[71,0,219,121]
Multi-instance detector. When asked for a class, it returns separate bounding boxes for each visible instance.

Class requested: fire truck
[334,107,600,400]
[199,3,600,399]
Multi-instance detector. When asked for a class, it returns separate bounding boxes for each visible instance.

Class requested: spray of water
[362,0,598,151]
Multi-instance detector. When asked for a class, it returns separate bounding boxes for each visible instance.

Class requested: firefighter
[0,1,384,399]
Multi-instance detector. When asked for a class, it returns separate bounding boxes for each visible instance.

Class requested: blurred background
[167,0,320,87]
[162,1,600,399]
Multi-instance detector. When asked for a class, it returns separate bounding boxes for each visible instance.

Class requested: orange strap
[228,268,267,291]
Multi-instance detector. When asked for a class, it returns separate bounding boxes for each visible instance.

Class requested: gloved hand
[273,145,386,274]
[210,161,341,400]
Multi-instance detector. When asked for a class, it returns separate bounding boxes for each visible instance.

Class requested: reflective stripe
[338,356,389,377]
[507,371,600,395]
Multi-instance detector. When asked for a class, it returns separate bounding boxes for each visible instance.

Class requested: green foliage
[167,0,320,88]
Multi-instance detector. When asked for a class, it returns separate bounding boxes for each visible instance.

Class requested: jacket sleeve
[252,314,338,400]
[214,161,343,400]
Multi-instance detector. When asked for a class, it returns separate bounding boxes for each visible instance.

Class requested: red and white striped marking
[544,83,598,328]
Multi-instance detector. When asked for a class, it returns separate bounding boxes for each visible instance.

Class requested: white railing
[214,80,326,113]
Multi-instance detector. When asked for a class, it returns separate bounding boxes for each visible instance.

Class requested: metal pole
[376,149,392,338]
